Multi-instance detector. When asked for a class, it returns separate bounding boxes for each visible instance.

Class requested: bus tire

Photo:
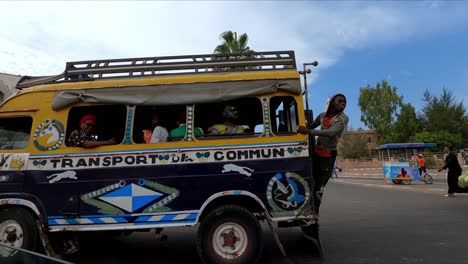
[196,205,263,264]
[0,207,38,255]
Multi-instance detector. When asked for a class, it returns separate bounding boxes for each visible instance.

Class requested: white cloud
[0,1,467,77]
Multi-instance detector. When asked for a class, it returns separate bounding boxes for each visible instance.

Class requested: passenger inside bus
[169,112,203,140]
[145,112,169,143]
[67,114,117,148]
[207,105,245,135]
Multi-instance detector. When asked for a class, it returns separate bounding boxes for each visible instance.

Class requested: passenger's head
[401,168,407,175]
[222,105,239,121]
[151,113,160,127]
[176,111,187,126]
[79,114,96,133]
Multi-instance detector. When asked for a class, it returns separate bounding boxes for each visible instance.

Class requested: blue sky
[0,1,467,128]
[314,25,468,128]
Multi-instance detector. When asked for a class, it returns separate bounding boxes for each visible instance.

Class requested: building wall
[337,129,377,157]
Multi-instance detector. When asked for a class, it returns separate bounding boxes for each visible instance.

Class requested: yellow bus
[0,51,316,263]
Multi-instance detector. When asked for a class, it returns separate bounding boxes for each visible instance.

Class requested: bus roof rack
[17,51,296,89]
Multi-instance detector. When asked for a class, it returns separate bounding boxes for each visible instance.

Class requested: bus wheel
[0,208,38,256]
[197,205,263,264]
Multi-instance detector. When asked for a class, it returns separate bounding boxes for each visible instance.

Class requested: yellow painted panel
[23,70,300,92]
[0,73,309,156]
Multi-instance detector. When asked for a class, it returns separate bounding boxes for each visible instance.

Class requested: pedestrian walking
[331,162,342,178]
[438,145,462,197]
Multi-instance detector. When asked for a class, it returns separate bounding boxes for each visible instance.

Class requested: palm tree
[213,31,253,54]
[212,31,256,72]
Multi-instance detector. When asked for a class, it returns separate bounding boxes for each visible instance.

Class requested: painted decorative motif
[185,105,194,141]
[0,153,29,170]
[124,107,134,144]
[33,119,65,151]
[47,170,78,183]
[28,144,308,171]
[287,147,304,157]
[221,164,254,177]
[81,179,180,215]
[158,154,171,164]
[266,172,310,217]
[48,212,198,226]
[196,152,210,162]
[32,160,47,168]
[0,154,11,168]
[10,154,26,169]
[261,98,272,137]
[142,180,180,213]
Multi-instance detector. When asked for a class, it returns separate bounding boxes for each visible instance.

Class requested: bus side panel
[0,171,24,193]
[24,156,311,226]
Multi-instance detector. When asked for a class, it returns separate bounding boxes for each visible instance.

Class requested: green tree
[415,131,462,151]
[214,31,253,54]
[419,88,468,147]
[339,128,371,159]
[390,103,422,143]
[358,80,403,143]
[341,133,370,159]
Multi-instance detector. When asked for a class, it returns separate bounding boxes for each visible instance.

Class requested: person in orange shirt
[417,154,426,176]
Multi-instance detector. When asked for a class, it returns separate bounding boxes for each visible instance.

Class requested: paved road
[75,179,468,264]
[335,169,447,194]
[335,167,468,195]
[321,182,468,264]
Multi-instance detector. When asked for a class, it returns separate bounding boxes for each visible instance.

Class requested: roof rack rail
[17,51,296,89]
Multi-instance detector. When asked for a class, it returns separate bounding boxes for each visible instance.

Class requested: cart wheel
[392,179,402,184]
[401,179,411,185]
[423,174,433,184]
[197,205,263,264]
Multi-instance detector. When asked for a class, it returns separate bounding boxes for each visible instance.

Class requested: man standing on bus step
[297,94,348,240]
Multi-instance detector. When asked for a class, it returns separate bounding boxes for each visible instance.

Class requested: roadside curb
[340,172,448,178]
[343,165,468,171]
[330,178,447,195]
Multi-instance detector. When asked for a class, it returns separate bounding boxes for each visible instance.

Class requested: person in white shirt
[150,113,168,143]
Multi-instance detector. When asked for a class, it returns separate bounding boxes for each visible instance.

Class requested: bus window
[194,98,262,139]
[65,105,127,147]
[0,117,32,150]
[270,96,298,135]
[133,105,186,143]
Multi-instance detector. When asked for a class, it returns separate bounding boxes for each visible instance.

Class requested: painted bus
[0,51,317,264]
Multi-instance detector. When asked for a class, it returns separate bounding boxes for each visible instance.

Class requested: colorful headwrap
[222,105,239,120]
[80,114,97,125]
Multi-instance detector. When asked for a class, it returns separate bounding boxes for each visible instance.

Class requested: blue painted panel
[132,196,159,211]
[101,185,132,197]
[26,156,312,227]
